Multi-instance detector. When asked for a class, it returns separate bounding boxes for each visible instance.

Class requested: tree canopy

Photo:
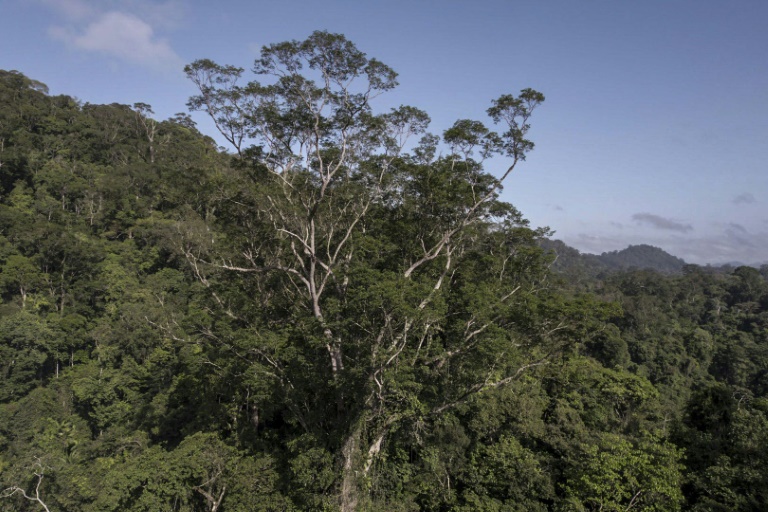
[1,33,767,511]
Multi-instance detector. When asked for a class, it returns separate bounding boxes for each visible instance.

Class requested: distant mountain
[592,244,687,273]
[541,240,687,277]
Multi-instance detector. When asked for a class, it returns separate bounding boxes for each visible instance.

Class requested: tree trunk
[340,423,362,512]
[339,417,389,511]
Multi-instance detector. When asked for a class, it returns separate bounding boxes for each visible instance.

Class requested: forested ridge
[2,33,768,511]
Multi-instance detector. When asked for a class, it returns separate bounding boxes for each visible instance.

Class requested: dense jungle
[1,32,767,511]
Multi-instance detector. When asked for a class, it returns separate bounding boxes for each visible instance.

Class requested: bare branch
[1,459,52,512]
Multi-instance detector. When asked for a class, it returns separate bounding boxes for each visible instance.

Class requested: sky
[2,0,767,265]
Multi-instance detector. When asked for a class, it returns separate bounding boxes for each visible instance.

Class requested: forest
[1,32,768,511]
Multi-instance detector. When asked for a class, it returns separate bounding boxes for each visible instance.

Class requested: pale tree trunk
[339,413,396,512]
[340,425,361,512]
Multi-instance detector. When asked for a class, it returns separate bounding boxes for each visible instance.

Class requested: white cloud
[50,10,182,71]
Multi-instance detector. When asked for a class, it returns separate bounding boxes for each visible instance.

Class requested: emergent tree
[183,31,552,511]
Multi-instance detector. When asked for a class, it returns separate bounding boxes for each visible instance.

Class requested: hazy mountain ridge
[543,239,768,278]
[591,243,687,273]
[543,240,686,276]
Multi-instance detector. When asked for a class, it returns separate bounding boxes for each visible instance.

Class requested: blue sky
[2,0,767,264]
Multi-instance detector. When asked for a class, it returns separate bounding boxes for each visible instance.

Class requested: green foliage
[0,312,57,401]
[2,32,768,510]
[562,433,683,511]
[459,434,554,511]
[90,433,287,512]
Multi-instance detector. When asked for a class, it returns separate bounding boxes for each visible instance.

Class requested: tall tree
[184,31,550,510]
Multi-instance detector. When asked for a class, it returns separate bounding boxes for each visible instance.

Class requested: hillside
[591,243,687,272]
[542,240,687,279]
